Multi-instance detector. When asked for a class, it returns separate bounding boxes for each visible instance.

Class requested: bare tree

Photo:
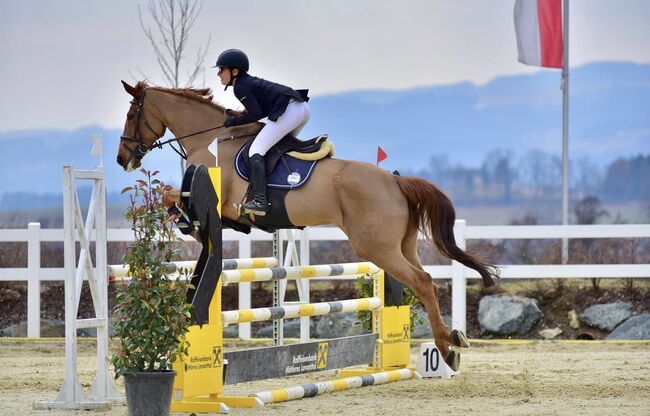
[520,149,548,198]
[138,0,211,88]
[481,149,517,202]
[137,0,211,174]
[573,196,609,226]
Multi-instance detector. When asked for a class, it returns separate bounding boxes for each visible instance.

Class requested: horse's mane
[136,80,241,115]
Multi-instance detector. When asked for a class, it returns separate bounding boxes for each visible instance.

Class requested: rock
[223,325,239,338]
[606,313,650,340]
[313,313,368,338]
[411,307,451,338]
[0,319,65,337]
[411,307,431,338]
[538,327,562,340]
[478,294,542,335]
[0,322,26,337]
[255,312,371,339]
[568,310,581,329]
[579,301,632,331]
[256,318,318,338]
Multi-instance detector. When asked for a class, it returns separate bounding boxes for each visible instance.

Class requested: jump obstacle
[34,165,119,411]
[168,165,416,413]
[35,163,447,413]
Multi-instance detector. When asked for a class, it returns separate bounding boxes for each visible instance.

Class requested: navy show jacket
[225,73,309,127]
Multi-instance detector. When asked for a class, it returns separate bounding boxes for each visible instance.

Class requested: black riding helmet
[214,48,249,72]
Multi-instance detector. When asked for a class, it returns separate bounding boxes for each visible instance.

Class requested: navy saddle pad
[235,147,318,189]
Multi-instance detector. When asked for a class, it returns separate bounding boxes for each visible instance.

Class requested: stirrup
[242,199,268,216]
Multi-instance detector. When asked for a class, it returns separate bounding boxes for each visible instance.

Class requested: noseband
[120,89,165,162]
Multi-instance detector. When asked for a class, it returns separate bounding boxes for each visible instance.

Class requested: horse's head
[117,80,167,171]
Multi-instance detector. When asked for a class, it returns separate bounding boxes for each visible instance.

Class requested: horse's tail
[395,175,498,287]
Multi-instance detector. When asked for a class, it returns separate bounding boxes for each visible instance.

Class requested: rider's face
[218,67,238,86]
[217,67,229,85]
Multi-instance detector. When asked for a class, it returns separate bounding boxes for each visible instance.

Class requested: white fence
[1,222,649,336]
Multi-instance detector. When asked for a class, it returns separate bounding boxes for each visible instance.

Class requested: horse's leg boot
[243,153,269,216]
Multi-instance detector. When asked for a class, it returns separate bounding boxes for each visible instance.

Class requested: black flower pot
[123,371,175,416]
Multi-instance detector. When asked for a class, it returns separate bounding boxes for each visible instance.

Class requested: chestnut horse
[116,80,498,370]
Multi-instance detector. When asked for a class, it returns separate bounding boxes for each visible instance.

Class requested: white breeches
[248,99,310,157]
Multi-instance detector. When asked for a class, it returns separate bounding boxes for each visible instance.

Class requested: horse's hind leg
[401,228,470,349]
[333,164,461,369]
[347,230,461,371]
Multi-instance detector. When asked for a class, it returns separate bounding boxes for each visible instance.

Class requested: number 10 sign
[415,342,458,379]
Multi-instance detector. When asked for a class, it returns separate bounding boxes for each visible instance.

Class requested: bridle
[120,87,256,163]
[119,89,168,163]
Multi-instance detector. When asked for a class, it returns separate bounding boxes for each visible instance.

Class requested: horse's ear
[121,80,137,97]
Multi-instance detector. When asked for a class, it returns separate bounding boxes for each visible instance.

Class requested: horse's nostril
[117,155,123,165]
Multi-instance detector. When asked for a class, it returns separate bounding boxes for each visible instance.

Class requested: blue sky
[1,0,649,131]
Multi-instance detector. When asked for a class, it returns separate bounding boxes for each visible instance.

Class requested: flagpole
[561,0,570,264]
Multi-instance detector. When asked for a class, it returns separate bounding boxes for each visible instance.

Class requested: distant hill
[0,61,648,209]
[305,61,649,168]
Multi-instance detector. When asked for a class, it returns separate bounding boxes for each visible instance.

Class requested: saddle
[239,133,332,174]
[235,133,333,189]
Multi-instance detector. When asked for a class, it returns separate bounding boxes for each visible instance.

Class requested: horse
[116,80,498,371]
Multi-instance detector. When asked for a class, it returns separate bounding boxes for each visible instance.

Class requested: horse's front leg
[162,188,201,242]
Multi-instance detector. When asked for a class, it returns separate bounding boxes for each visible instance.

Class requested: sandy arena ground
[0,339,648,416]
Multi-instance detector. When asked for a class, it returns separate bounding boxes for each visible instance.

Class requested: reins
[151,124,225,159]
[120,87,257,161]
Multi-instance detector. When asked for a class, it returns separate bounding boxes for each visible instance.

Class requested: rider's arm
[224,82,264,127]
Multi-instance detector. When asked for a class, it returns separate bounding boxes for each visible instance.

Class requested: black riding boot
[242,153,269,216]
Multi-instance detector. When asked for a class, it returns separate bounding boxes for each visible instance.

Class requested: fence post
[451,220,467,333]
[27,222,41,338]
[62,166,82,402]
[237,236,252,340]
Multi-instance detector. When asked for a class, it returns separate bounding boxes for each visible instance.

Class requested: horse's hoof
[451,329,470,348]
[445,350,460,371]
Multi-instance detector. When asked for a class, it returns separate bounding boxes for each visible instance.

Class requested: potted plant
[111,168,192,416]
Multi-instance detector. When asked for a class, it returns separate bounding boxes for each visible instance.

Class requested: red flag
[514,0,563,68]
[376,146,388,165]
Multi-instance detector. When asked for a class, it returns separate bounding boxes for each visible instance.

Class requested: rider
[215,48,310,216]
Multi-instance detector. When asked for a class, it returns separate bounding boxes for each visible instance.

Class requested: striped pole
[108,257,278,280]
[222,257,278,270]
[222,297,382,326]
[221,262,380,285]
[254,369,414,405]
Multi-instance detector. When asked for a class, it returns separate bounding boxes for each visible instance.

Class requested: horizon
[0,59,644,136]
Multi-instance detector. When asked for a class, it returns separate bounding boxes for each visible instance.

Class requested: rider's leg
[248,100,310,156]
[289,101,310,137]
[242,153,269,215]
[244,100,310,215]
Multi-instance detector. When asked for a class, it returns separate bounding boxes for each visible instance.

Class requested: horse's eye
[127,111,134,120]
